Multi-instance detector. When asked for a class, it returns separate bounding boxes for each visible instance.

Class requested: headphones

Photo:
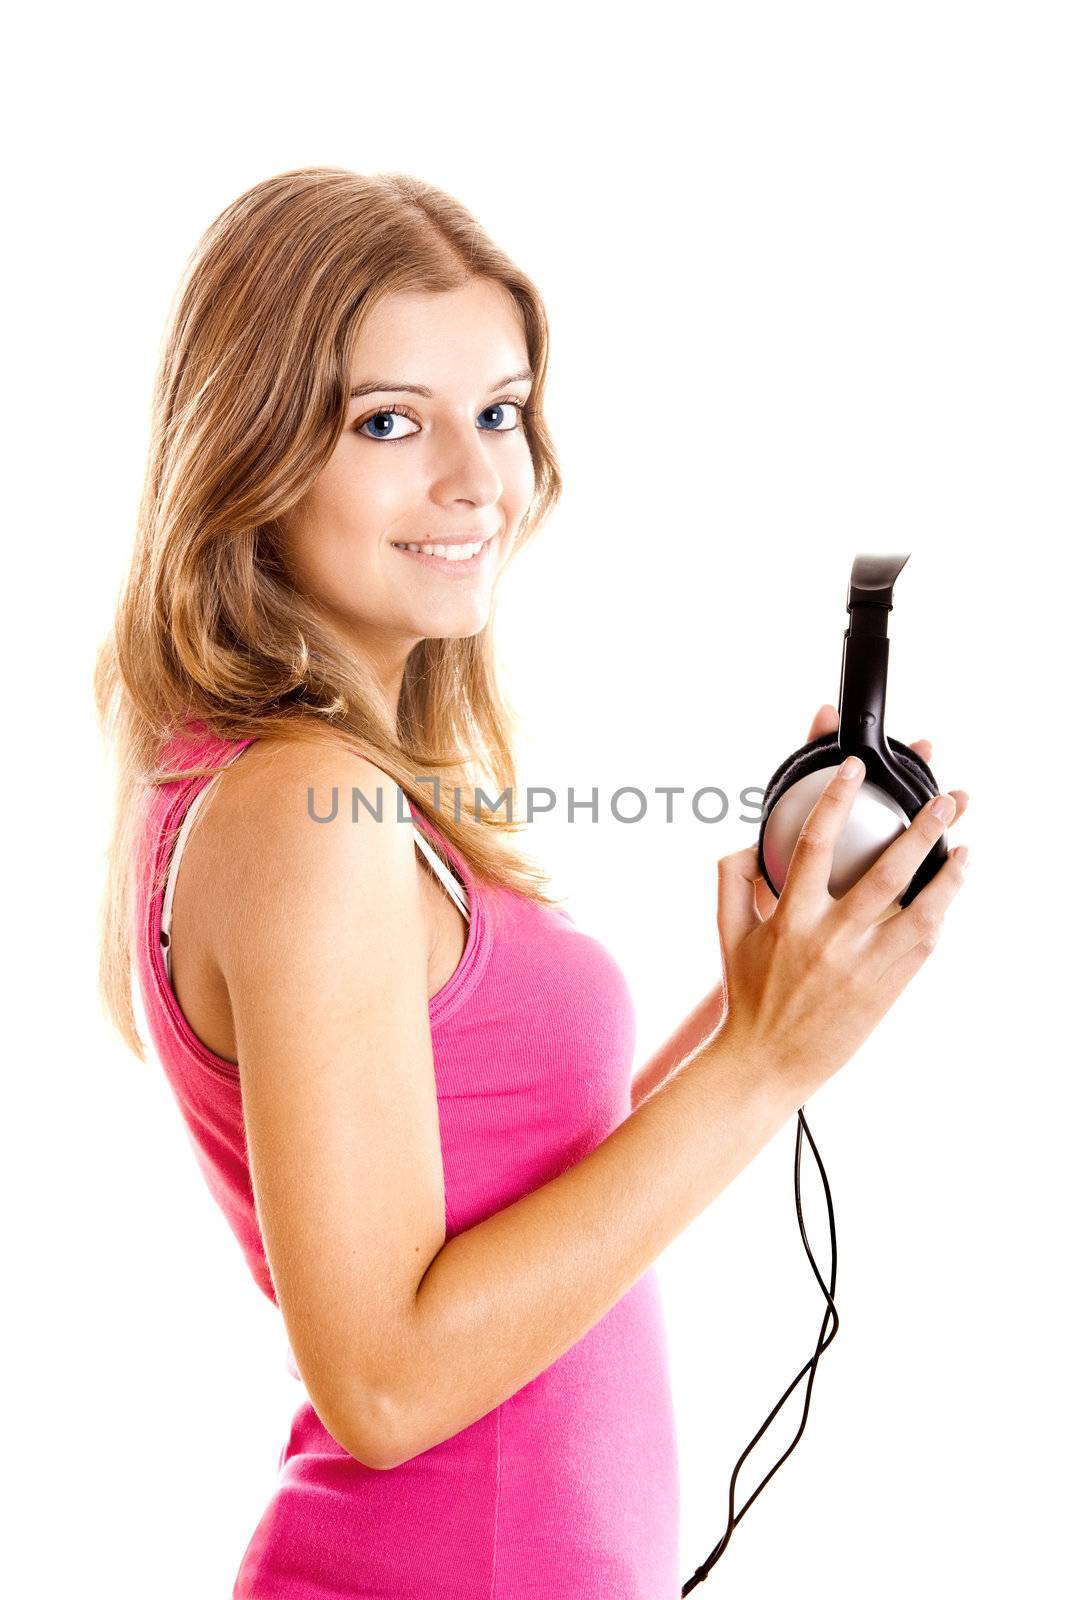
[758,553,948,908]
[683,554,948,1592]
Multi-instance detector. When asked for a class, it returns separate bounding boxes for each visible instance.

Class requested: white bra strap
[413,825,470,921]
[159,743,251,983]
[159,772,223,982]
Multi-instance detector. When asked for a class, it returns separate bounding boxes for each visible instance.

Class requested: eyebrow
[349,369,534,400]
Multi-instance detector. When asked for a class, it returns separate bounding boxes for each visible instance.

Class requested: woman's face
[281,276,536,685]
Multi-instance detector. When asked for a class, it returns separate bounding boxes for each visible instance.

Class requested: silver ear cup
[762,762,912,903]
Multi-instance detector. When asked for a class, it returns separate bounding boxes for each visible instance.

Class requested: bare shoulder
[199,734,422,979]
[204,732,407,853]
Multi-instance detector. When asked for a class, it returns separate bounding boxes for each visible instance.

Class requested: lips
[390,534,496,548]
[390,539,494,574]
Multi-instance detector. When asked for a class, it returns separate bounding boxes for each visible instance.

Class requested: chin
[412,592,494,635]
[421,610,492,641]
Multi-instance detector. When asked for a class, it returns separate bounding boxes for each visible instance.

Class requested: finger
[807,703,839,744]
[717,845,763,952]
[947,789,969,823]
[835,791,958,929]
[754,874,778,922]
[810,727,968,829]
[873,848,968,1001]
[905,743,969,824]
[870,845,969,977]
[777,756,867,914]
[870,925,941,1008]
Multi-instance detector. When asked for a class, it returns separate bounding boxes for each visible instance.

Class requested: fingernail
[840,755,863,780]
[954,846,969,869]
[932,794,955,820]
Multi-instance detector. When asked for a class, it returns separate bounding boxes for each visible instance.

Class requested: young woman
[95,167,969,1599]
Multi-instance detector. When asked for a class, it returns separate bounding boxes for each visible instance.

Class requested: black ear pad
[758,731,944,907]
[761,731,939,820]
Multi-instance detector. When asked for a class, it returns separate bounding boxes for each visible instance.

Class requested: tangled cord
[682,1106,840,1593]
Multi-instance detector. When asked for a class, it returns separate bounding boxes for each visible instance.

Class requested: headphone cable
[682,1106,840,1593]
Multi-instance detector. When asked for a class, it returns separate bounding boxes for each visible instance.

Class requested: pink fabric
[134,724,680,1598]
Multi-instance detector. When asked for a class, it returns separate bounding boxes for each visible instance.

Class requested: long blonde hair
[95,167,565,1061]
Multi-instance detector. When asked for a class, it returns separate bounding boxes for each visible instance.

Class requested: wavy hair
[95,167,565,1060]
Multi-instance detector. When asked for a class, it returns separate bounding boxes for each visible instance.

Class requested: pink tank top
[133,724,680,1598]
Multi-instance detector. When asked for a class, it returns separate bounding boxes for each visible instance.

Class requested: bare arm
[377,759,968,1471]
[210,732,964,1477]
[380,1029,792,1467]
[206,738,449,1470]
[629,980,726,1111]
[202,738,765,1476]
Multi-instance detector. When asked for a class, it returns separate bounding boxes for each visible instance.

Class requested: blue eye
[355,400,525,441]
[478,401,523,432]
[357,408,420,441]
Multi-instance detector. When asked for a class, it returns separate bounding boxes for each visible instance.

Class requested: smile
[390,539,492,571]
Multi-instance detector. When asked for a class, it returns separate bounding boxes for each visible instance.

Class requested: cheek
[301,452,398,547]
[506,443,537,509]
[343,451,431,542]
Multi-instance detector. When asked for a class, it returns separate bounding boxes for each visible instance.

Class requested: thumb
[717,844,763,952]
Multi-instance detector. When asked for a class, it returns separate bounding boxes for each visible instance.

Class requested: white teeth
[393,541,485,561]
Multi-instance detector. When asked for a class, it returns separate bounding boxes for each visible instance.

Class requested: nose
[428,416,503,510]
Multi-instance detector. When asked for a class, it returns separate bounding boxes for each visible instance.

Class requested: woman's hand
[752,704,970,922]
[719,751,970,1104]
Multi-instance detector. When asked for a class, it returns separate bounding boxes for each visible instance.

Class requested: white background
[5,2,1064,1595]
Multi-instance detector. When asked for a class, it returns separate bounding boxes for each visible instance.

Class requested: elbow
[339,1389,412,1473]
[300,1375,398,1471]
